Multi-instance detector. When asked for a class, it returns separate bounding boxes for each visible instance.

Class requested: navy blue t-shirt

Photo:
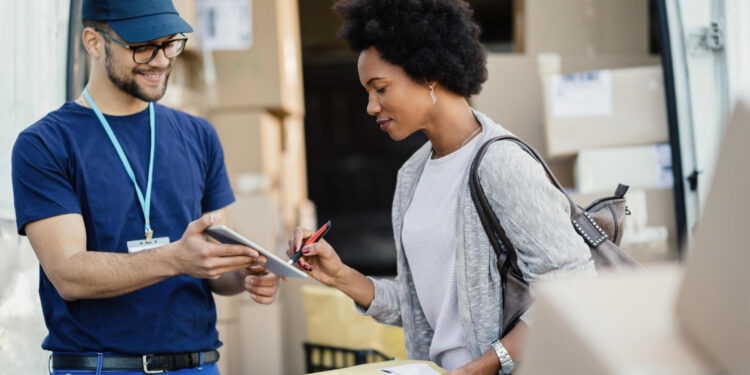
[11,101,235,354]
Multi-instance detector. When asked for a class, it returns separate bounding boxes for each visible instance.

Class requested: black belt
[52,350,219,374]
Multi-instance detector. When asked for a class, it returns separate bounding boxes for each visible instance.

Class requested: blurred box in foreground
[542,66,669,158]
[517,266,716,375]
[676,98,750,375]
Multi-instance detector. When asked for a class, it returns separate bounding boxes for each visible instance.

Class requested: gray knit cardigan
[357,109,596,363]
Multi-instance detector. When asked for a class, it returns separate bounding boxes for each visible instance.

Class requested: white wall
[0,1,70,373]
[726,0,750,101]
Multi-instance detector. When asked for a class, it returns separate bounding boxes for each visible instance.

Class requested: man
[11,1,280,373]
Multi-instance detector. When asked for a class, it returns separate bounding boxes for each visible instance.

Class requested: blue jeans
[52,364,219,375]
[51,364,219,375]
[51,353,220,375]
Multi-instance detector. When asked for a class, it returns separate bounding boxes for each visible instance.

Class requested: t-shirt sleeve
[201,121,235,213]
[12,134,82,235]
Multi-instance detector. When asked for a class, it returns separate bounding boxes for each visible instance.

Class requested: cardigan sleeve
[478,141,597,327]
[354,276,403,327]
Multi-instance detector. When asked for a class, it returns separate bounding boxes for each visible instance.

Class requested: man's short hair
[82,19,112,33]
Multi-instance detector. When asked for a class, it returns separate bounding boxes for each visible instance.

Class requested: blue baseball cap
[82,0,193,43]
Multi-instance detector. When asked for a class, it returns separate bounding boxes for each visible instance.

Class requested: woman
[288,0,596,373]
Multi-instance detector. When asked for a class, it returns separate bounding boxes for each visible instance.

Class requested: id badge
[127,237,170,253]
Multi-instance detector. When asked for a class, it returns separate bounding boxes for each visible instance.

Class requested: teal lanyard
[83,86,156,242]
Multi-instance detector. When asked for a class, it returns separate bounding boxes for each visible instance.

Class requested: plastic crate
[304,342,390,373]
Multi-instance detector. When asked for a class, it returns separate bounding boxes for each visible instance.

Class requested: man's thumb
[194,213,218,232]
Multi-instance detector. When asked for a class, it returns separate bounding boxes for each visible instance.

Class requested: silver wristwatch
[490,339,515,374]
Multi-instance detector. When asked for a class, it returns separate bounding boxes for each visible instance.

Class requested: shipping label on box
[574,144,673,193]
[551,70,612,117]
[196,0,252,50]
[543,66,669,158]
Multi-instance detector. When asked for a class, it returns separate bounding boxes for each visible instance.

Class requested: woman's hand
[444,348,502,375]
[286,226,376,309]
[446,322,528,375]
[287,227,347,287]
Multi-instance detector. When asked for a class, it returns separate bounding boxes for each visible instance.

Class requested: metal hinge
[687,170,703,191]
[688,21,724,55]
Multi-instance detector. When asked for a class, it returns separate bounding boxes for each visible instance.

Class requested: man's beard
[104,43,171,102]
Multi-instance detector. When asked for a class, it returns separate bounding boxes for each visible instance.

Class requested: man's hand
[238,266,280,304]
[170,213,264,280]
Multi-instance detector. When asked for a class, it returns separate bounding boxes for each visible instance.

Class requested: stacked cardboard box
[473,0,675,262]
[210,0,304,115]
[209,110,283,191]
[541,65,669,158]
[521,0,650,56]
[166,1,309,374]
[472,54,661,187]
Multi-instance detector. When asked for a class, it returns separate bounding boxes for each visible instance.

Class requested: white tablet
[204,225,308,279]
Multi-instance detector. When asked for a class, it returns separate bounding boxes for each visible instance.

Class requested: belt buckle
[142,354,165,374]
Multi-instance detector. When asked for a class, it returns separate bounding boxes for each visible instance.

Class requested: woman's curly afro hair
[333,0,488,98]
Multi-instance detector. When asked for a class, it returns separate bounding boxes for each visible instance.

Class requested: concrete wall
[0,1,70,372]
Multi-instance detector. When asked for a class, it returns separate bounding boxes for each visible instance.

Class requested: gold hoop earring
[429,85,437,104]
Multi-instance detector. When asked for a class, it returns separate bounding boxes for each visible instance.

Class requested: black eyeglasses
[97,30,188,64]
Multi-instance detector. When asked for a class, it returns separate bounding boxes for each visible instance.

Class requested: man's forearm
[49,242,180,301]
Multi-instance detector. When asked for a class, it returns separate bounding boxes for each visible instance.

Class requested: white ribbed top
[401,135,481,370]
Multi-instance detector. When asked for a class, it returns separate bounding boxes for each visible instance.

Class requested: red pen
[288,220,331,265]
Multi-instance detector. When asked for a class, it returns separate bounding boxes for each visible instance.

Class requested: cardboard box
[173,0,195,35]
[209,110,283,191]
[542,66,669,158]
[280,277,319,375]
[226,192,283,255]
[216,320,240,375]
[211,0,304,114]
[237,301,284,375]
[279,114,309,227]
[523,0,650,55]
[676,98,750,375]
[569,188,678,262]
[159,55,209,116]
[574,144,673,193]
[512,0,525,52]
[517,265,717,375]
[302,284,407,360]
[472,54,661,186]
